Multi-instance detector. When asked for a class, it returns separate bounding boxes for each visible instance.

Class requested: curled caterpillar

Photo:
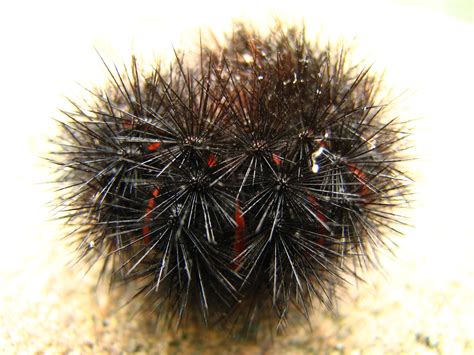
[50,22,412,337]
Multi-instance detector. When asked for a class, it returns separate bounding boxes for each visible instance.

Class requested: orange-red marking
[347,163,370,199]
[207,154,217,168]
[272,153,281,166]
[143,187,160,244]
[147,142,161,151]
[122,119,135,129]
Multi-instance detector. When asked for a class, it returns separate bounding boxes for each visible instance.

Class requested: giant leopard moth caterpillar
[49,21,412,338]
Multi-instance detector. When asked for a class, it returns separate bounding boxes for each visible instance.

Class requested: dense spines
[50,22,411,337]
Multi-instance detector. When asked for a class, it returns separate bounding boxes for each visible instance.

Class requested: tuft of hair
[49,21,412,338]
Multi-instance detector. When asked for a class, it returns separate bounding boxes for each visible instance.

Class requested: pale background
[0,0,473,353]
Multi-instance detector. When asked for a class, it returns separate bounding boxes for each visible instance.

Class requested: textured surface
[49,23,411,335]
[1,0,473,353]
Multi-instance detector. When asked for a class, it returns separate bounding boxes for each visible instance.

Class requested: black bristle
[50,22,412,338]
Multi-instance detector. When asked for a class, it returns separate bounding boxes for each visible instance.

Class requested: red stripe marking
[122,119,134,129]
[147,142,161,151]
[272,153,281,166]
[347,163,370,199]
[232,200,246,270]
[207,154,217,168]
[147,199,155,209]
[143,187,160,244]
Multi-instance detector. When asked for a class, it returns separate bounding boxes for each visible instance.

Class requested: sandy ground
[0,0,473,353]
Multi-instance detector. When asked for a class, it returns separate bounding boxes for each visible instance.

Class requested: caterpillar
[49,21,412,338]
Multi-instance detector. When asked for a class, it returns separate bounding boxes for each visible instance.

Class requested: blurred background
[0,0,472,353]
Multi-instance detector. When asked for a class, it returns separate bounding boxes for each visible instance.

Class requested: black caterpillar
[50,22,411,337]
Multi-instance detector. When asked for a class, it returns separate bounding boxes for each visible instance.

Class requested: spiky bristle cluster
[50,23,411,337]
